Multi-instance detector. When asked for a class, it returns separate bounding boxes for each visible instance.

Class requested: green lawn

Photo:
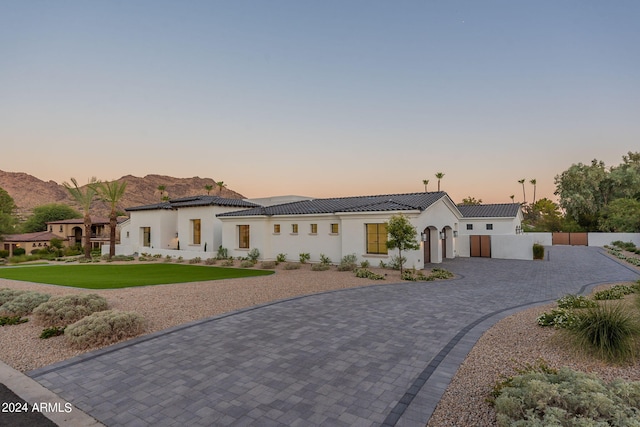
[0,264,274,289]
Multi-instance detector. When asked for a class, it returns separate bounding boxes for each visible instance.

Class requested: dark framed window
[310,224,317,234]
[238,225,250,249]
[192,219,201,244]
[274,224,280,233]
[486,224,493,230]
[142,227,151,247]
[366,223,388,254]
[466,224,473,230]
[292,224,298,234]
[331,223,339,234]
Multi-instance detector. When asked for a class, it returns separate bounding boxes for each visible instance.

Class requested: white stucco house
[114,191,525,266]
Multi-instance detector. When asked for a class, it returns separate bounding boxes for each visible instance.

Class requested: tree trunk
[84,213,92,259]
[109,209,117,258]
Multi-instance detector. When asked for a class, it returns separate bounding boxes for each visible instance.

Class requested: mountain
[0,170,245,220]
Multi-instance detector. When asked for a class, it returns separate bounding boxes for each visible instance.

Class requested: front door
[423,228,431,263]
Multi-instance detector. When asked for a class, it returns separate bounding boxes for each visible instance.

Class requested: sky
[1,1,638,203]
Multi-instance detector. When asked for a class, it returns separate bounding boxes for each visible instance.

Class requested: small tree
[385,214,420,275]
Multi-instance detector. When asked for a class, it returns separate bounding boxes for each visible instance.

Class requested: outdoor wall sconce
[175,232,179,238]
[420,232,427,241]
[439,231,445,239]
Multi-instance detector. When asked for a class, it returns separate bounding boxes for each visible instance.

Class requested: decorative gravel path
[22,246,639,427]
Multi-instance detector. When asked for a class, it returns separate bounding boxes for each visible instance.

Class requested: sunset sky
[1,1,638,203]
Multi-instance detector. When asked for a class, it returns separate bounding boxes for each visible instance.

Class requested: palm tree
[97,180,127,259]
[422,179,429,192]
[435,172,445,191]
[530,179,537,204]
[510,195,515,203]
[204,184,213,195]
[63,177,98,259]
[216,181,226,194]
[156,185,167,201]
[518,179,526,204]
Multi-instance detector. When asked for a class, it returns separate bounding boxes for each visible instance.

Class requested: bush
[283,263,300,270]
[429,267,454,280]
[240,260,254,268]
[536,308,579,328]
[557,294,597,309]
[402,268,428,281]
[247,248,260,263]
[569,303,640,362]
[188,257,202,264]
[175,256,184,263]
[0,316,28,326]
[311,263,331,271]
[319,253,331,265]
[593,284,635,300]
[389,255,406,271]
[111,255,134,261]
[216,245,229,260]
[32,294,109,327]
[0,292,50,316]
[64,310,146,349]
[205,258,217,265]
[298,253,310,264]
[493,365,640,427]
[260,261,276,269]
[354,268,385,280]
[611,240,637,251]
[221,259,234,266]
[0,249,9,258]
[0,289,27,306]
[12,247,25,256]
[532,243,545,260]
[276,253,287,264]
[337,254,358,272]
[40,326,65,339]
[360,260,370,268]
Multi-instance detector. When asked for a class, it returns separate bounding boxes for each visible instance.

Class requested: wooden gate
[552,232,588,246]
[470,235,491,257]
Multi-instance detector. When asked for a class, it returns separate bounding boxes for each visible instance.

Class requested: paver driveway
[30,247,640,426]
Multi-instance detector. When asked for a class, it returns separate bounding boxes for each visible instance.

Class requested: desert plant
[247,248,260,263]
[188,257,202,264]
[260,261,276,269]
[556,294,597,309]
[354,268,385,280]
[0,291,50,316]
[493,365,640,427]
[216,245,229,260]
[389,255,407,271]
[240,260,254,268]
[276,253,287,264]
[311,263,331,271]
[221,259,234,266]
[64,310,146,349]
[319,254,331,265]
[0,315,28,326]
[360,260,370,268]
[569,303,640,362]
[40,326,66,339]
[205,258,217,265]
[532,243,545,259]
[0,288,27,306]
[298,253,310,264]
[593,284,635,300]
[536,308,579,328]
[402,268,428,281]
[176,256,184,263]
[32,294,108,327]
[337,254,358,271]
[429,267,454,279]
[283,263,300,270]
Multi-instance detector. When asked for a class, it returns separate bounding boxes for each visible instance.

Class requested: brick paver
[29,247,640,426]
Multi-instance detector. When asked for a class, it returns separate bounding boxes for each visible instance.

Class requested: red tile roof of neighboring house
[46,217,110,225]
[2,231,66,243]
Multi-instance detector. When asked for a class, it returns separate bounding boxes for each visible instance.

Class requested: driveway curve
[29,247,640,426]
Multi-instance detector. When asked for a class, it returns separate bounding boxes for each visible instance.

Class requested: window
[310,224,317,234]
[191,219,201,245]
[486,224,493,230]
[238,225,250,249]
[142,227,151,247]
[49,226,52,232]
[366,223,388,254]
[466,224,473,230]
[292,224,298,234]
[331,223,339,234]
[274,224,280,234]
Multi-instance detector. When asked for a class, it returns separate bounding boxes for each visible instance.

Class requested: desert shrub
[298,253,310,264]
[12,247,25,256]
[0,249,9,258]
[402,269,427,281]
[0,292,50,316]
[283,263,300,270]
[557,294,597,309]
[311,263,331,271]
[32,294,108,327]
[337,254,358,272]
[247,248,260,263]
[378,260,387,268]
[354,268,385,280]
[319,253,331,265]
[188,257,202,264]
[493,365,640,427]
[64,310,146,349]
[0,289,28,306]
[569,303,640,362]
[389,255,406,271]
[175,256,184,263]
[111,255,134,261]
[611,240,637,251]
[429,267,454,280]
[276,253,287,264]
[216,245,229,260]
[163,255,173,263]
[360,260,370,268]
[40,326,65,339]
[240,260,254,268]
[536,308,579,328]
[221,259,234,266]
[593,285,635,300]
[532,243,545,260]
[205,258,217,265]
[260,261,276,269]
[0,316,28,326]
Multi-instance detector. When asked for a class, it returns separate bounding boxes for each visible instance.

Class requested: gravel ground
[427,283,640,427]
[0,262,404,373]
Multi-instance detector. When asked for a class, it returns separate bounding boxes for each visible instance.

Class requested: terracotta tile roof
[217,192,450,217]
[46,217,110,225]
[457,203,521,218]
[2,231,66,242]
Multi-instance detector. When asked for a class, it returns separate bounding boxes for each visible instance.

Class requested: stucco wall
[458,217,519,235]
[587,233,640,247]
[491,235,536,260]
[525,232,553,246]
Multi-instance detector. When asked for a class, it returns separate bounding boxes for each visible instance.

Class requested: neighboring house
[45,217,122,250]
[2,231,63,257]
[216,191,462,268]
[115,192,527,266]
[117,196,260,257]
